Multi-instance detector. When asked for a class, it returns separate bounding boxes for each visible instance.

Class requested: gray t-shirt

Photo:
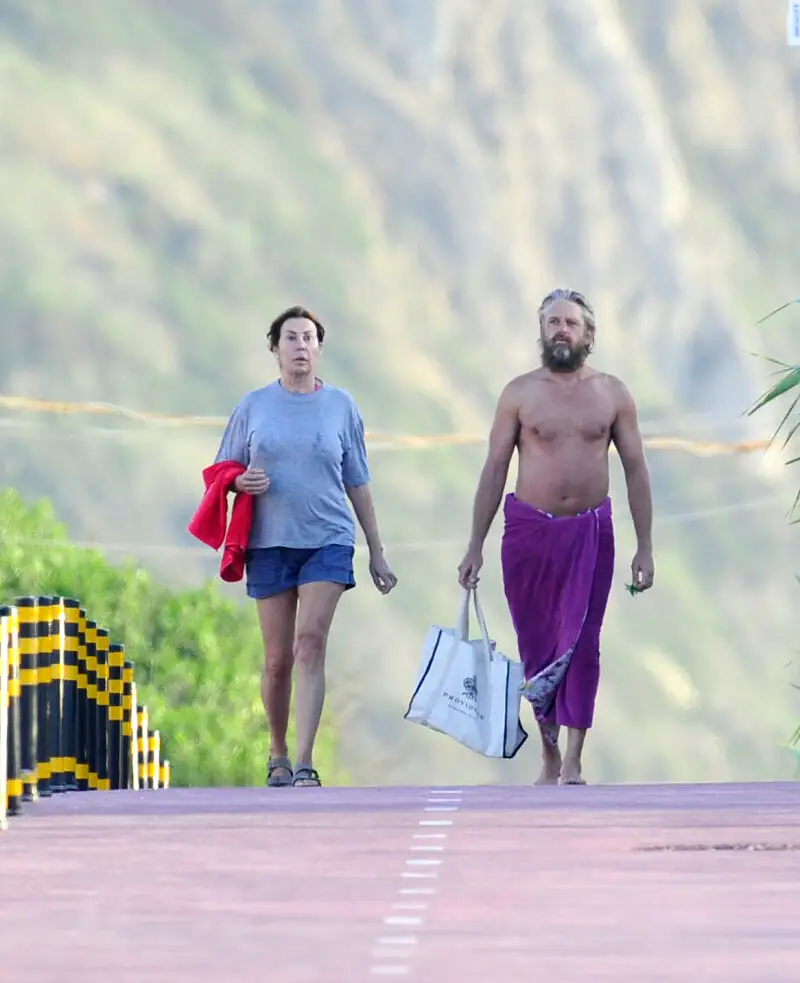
[214,381,371,550]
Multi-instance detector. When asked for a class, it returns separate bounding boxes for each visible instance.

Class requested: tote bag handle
[453,587,494,660]
[420,587,495,719]
[469,588,495,663]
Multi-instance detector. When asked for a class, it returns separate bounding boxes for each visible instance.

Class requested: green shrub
[0,487,343,786]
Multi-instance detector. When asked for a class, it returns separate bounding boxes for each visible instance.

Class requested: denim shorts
[245,544,356,599]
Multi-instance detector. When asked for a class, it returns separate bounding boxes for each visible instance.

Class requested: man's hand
[369,550,398,595]
[458,547,483,589]
[631,548,654,591]
[234,467,270,496]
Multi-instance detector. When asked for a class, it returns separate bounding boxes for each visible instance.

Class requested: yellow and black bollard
[48,598,67,793]
[2,605,23,817]
[129,685,139,791]
[47,597,62,789]
[16,597,38,801]
[0,609,9,827]
[2,597,173,821]
[121,660,134,789]
[75,609,89,791]
[35,596,54,797]
[84,619,98,790]
[136,704,149,789]
[148,729,160,790]
[60,598,80,792]
[107,643,125,789]
[95,628,110,791]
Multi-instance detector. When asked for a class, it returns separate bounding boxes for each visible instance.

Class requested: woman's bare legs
[292,581,345,782]
[256,590,298,782]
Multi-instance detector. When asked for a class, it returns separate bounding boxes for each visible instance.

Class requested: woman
[214,305,397,787]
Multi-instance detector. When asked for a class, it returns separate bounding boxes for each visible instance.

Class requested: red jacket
[188,461,253,583]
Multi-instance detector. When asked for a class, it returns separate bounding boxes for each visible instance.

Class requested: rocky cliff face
[243,0,800,425]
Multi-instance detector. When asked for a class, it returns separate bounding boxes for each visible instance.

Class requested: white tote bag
[404,588,528,759]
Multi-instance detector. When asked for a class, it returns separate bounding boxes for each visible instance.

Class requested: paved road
[1,782,799,982]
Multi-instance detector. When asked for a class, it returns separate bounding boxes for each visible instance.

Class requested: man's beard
[540,338,590,373]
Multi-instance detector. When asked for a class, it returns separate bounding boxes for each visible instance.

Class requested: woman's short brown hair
[267,306,326,352]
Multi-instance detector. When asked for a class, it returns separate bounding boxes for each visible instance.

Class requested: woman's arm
[342,397,397,593]
[341,398,379,551]
[215,396,268,494]
[345,483,384,555]
[347,483,397,593]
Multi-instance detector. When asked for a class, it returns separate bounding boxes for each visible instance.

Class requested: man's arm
[610,378,653,553]
[467,382,521,551]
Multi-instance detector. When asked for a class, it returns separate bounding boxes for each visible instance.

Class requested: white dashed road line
[367,788,462,977]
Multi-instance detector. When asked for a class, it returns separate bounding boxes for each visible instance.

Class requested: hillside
[0,0,798,785]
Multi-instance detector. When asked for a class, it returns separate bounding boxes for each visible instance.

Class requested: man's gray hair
[537,288,596,337]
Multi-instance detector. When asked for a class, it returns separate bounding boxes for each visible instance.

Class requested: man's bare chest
[518,389,616,446]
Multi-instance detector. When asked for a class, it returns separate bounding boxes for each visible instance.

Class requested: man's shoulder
[593,371,634,400]
[500,370,549,401]
[504,369,546,390]
[584,371,638,418]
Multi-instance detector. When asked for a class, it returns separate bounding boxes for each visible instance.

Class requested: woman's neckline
[277,377,324,395]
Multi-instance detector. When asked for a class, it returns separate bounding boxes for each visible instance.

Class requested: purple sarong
[500,493,614,730]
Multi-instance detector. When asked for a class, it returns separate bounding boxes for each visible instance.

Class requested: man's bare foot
[560,759,586,785]
[535,751,562,786]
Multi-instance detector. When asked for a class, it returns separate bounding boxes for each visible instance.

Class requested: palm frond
[786,465,800,520]
[746,365,800,416]
[756,298,800,324]
[749,303,800,518]
[782,414,800,450]
[745,350,793,368]
[761,392,800,448]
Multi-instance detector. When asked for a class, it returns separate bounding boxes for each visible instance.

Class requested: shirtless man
[458,288,654,785]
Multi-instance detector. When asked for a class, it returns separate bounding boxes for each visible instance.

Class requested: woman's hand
[369,550,398,595]
[234,467,270,495]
